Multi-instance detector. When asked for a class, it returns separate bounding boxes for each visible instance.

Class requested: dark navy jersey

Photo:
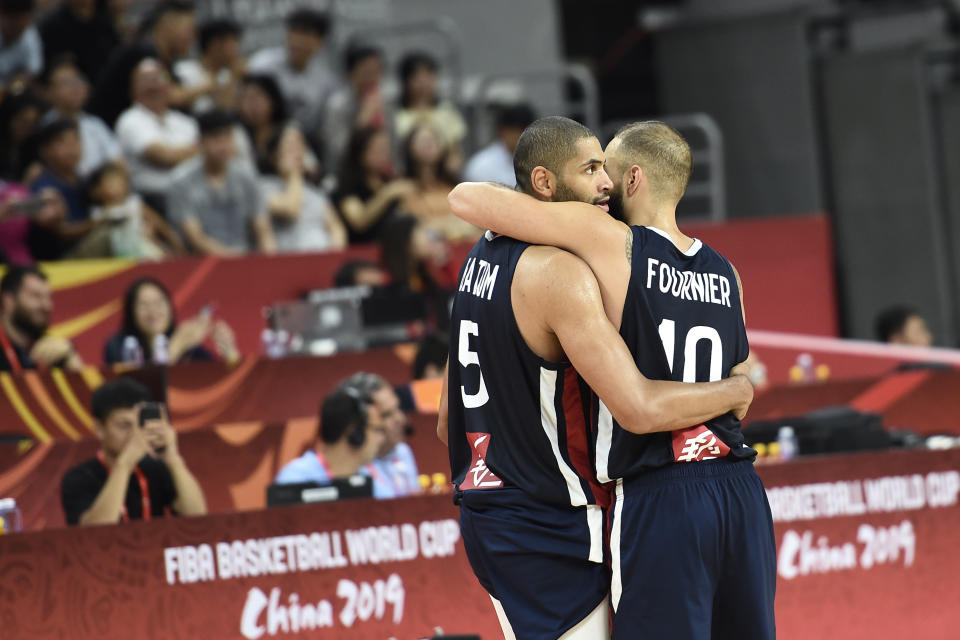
[594,226,753,482]
[447,233,604,509]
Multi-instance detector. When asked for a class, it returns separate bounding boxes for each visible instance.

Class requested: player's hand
[731,373,754,421]
[141,404,179,463]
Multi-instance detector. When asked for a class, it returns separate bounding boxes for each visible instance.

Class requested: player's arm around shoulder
[524,248,754,433]
[448,182,627,269]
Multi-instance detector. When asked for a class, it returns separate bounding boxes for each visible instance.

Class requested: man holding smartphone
[60,377,207,526]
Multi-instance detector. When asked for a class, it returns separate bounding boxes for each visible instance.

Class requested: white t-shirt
[115,104,199,195]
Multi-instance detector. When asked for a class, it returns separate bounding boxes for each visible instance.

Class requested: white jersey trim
[595,400,614,484]
[645,225,702,256]
[610,478,625,612]
[539,367,588,508]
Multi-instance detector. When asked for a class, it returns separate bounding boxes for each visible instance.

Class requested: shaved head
[610,121,692,204]
[513,116,593,195]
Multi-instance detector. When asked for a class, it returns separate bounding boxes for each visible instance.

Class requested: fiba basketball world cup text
[161,519,460,637]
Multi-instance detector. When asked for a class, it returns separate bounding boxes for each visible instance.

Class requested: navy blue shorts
[457,487,608,640]
[609,458,776,640]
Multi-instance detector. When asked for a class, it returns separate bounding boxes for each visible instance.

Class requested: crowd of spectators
[0,0,537,270]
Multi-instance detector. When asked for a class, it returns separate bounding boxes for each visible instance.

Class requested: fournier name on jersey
[645,257,733,308]
[458,257,500,301]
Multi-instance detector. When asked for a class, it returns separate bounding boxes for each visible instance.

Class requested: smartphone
[139,402,163,427]
[199,302,217,319]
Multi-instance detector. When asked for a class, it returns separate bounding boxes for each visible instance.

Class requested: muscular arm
[524,250,751,434]
[449,182,631,322]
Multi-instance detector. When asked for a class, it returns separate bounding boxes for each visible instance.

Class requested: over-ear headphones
[342,385,370,449]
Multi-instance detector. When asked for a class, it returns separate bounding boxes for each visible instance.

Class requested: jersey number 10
[657,318,723,383]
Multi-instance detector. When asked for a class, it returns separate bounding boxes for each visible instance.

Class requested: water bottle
[121,335,143,365]
[152,333,170,365]
[778,425,798,461]
[0,497,22,534]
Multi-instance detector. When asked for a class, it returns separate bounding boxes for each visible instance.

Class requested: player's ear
[626,165,643,198]
[530,166,554,200]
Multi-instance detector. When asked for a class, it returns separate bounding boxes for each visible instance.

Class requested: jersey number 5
[658,318,723,382]
[459,319,489,408]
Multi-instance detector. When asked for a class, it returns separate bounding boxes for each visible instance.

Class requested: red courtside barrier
[0,448,957,639]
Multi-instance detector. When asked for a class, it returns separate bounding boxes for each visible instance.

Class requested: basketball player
[448,120,777,639]
[438,117,758,640]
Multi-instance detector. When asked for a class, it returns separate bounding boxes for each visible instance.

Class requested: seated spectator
[262,127,346,252]
[394,51,467,174]
[167,110,274,255]
[413,332,448,380]
[116,58,199,213]
[0,0,43,89]
[333,259,388,288]
[87,162,182,258]
[0,264,83,371]
[400,123,479,241]
[30,119,86,222]
[247,7,336,136]
[236,74,318,178]
[40,54,121,178]
[174,18,244,115]
[380,214,458,295]
[38,0,120,86]
[0,181,40,263]
[333,127,411,244]
[28,119,112,258]
[463,103,535,187]
[275,380,390,498]
[104,277,237,365]
[875,305,933,347]
[60,377,207,525]
[88,0,196,126]
[323,42,387,171]
[0,89,46,182]
[344,372,420,498]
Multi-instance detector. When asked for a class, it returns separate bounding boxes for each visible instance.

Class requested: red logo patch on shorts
[459,432,504,490]
[671,424,731,463]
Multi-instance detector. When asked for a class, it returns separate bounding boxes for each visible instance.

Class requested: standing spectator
[261,127,346,252]
[103,277,237,365]
[0,264,83,372]
[174,18,244,115]
[333,126,411,244]
[88,0,196,126]
[60,377,207,526]
[0,89,45,181]
[463,103,535,187]
[400,123,478,241]
[247,8,337,136]
[322,42,386,171]
[344,372,421,498]
[38,0,119,85]
[40,55,121,178]
[235,74,318,177]
[87,162,182,258]
[115,58,199,213]
[0,0,43,88]
[167,110,274,255]
[393,51,467,174]
[875,305,934,347]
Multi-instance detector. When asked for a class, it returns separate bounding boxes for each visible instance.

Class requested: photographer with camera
[60,377,207,526]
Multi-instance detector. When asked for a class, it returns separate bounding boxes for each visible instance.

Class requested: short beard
[11,307,48,342]
[607,188,627,223]
[552,181,582,204]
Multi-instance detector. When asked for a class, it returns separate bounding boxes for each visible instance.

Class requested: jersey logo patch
[672,425,731,463]
[459,432,504,490]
